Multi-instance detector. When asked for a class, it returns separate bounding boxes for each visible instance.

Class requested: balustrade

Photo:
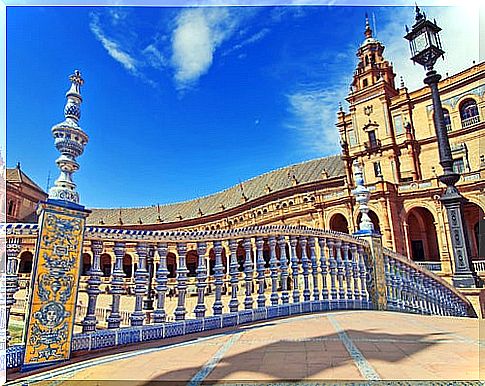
[3,223,476,368]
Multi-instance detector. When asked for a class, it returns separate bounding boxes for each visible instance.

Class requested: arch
[329,213,350,233]
[123,254,133,277]
[406,207,439,262]
[100,253,112,277]
[356,210,381,233]
[19,251,33,274]
[167,252,177,278]
[442,108,451,130]
[81,253,92,276]
[236,242,245,272]
[186,250,198,277]
[463,201,485,259]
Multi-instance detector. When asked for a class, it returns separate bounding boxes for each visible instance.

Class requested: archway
[329,213,350,233]
[100,253,112,277]
[406,207,439,262]
[463,202,484,260]
[19,251,33,274]
[186,250,198,277]
[123,254,133,278]
[357,210,380,233]
[167,252,177,278]
[81,253,92,276]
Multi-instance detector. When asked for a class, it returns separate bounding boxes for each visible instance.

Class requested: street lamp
[404,6,477,288]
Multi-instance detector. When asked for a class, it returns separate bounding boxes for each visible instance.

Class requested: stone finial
[351,160,374,233]
[48,70,89,204]
[364,13,373,38]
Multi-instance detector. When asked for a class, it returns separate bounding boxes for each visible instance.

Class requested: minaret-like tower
[350,14,396,94]
[48,70,89,204]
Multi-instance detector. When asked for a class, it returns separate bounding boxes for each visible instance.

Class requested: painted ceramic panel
[23,202,88,367]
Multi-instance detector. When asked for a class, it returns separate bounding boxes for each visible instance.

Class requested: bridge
[3,69,481,383]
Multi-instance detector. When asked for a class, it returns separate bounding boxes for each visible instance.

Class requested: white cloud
[223,27,270,56]
[171,8,241,88]
[286,82,349,155]
[89,14,138,73]
[377,6,480,91]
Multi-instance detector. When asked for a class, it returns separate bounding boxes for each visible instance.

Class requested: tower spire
[364,13,373,38]
[48,70,89,204]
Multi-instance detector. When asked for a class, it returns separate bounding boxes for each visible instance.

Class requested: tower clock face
[414,32,428,52]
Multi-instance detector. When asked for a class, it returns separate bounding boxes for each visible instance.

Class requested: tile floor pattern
[7,311,484,385]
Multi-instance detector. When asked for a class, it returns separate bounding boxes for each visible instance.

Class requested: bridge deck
[8,311,483,384]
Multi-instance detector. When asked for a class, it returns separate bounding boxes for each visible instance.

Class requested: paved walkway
[8,311,484,384]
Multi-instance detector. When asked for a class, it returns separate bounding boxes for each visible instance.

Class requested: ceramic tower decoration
[22,71,91,371]
[48,70,89,204]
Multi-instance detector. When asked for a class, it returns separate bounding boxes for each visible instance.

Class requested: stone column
[153,243,169,323]
[255,237,266,308]
[194,242,208,318]
[212,241,224,315]
[350,244,360,301]
[278,236,289,304]
[228,239,239,312]
[243,238,254,310]
[130,242,149,326]
[335,240,345,306]
[268,236,279,305]
[107,242,126,329]
[289,236,300,303]
[342,242,353,301]
[82,240,103,332]
[300,237,311,301]
[308,237,319,301]
[174,243,188,321]
[327,239,338,302]
[6,238,21,345]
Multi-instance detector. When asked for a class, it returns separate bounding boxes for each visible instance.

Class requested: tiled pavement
[7,311,484,385]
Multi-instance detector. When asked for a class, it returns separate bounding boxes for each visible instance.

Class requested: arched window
[460,99,480,128]
[7,200,14,216]
[443,108,451,131]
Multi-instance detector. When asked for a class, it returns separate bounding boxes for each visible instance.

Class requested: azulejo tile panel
[23,203,89,368]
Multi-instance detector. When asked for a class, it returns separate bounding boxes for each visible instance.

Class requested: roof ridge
[90,154,341,211]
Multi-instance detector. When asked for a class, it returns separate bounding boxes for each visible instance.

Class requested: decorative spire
[48,70,89,204]
[364,13,373,38]
[415,3,425,23]
[351,160,374,234]
[400,76,405,88]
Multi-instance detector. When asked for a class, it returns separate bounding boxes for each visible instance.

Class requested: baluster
[278,236,290,304]
[357,245,368,306]
[6,238,21,345]
[318,238,329,301]
[394,260,404,311]
[350,244,360,303]
[243,238,254,310]
[327,239,338,303]
[300,237,311,302]
[268,236,279,305]
[228,239,239,312]
[388,258,399,311]
[308,237,319,301]
[289,236,300,303]
[194,242,207,318]
[130,242,149,326]
[82,240,103,332]
[153,243,169,323]
[426,277,437,315]
[342,242,353,303]
[213,241,224,315]
[255,237,266,308]
[335,240,346,307]
[404,265,414,312]
[107,242,126,329]
[383,254,393,310]
[174,243,188,321]
[421,274,431,315]
[399,263,409,312]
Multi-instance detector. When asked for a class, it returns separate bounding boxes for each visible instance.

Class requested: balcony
[472,260,485,273]
[364,139,381,152]
[461,115,480,128]
[445,123,452,132]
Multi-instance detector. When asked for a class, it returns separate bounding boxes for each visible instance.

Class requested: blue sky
[6,4,479,208]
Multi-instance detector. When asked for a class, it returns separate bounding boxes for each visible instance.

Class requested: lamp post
[404,6,477,288]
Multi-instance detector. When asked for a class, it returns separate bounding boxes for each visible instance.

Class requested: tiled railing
[472,260,485,273]
[415,261,443,272]
[383,248,473,317]
[4,223,476,370]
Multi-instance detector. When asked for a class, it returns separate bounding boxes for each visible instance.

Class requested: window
[460,99,480,127]
[348,130,357,146]
[7,200,14,216]
[368,130,377,146]
[443,108,451,131]
[363,78,368,87]
[453,158,465,174]
[393,115,404,135]
[373,162,382,177]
